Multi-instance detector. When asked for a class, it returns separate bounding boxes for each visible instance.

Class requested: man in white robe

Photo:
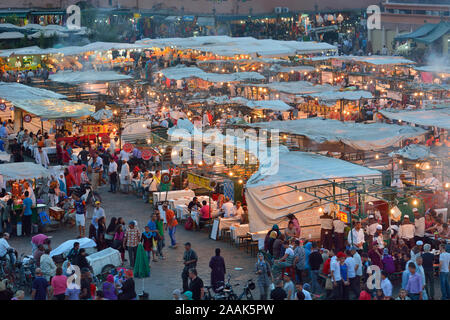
[119,160,130,194]
[35,147,49,168]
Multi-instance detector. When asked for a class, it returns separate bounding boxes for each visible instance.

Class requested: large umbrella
[133,243,150,296]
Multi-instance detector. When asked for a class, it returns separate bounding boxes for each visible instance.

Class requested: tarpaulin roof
[247,150,380,188]
[307,55,415,65]
[246,100,292,111]
[160,65,264,82]
[395,23,437,40]
[0,31,24,39]
[246,81,335,95]
[0,162,51,181]
[388,144,436,160]
[0,36,335,59]
[414,22,450,44]
[414,65,450,74]
[203,96,292,111]
[13,99,95,119]
[245,151,381,232]
[380,107,450,130]
[247,117,427,151]
[0,82,66,102]
[137,36,337,57]
[308,89,373,101]
[49,70,133,83]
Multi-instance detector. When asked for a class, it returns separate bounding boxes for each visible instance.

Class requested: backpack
[184,217,194,231]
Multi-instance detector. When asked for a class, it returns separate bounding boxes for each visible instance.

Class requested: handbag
[112,239,122,249]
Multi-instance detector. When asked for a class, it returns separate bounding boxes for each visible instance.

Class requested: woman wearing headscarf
[303,242,313,279]
[264,225,281,252]
[105,217,118,247]
[182,291,193,300]
[255,252,271,300]
[209,248,226,290]
[368,241,384,270]
[118,270,136,300]
[102,274,118,300]
[58,174,67,196]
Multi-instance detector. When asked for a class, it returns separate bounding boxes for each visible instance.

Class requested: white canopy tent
[137,36,337,58]
[414,65,450,75]
[307,90,373,101]
[0,82,66,102]
[388,144,436,160]
[12,99,95,119]
[49,70,133,84]
[203,96,292,111]
[245,151,380,232]
[160,65,264,82]
[0,162,51,181]
[0,32,25,39]
[247,81,335,95]
[380,107,450,130]
[247,117,427,151]
[308,55,415,65]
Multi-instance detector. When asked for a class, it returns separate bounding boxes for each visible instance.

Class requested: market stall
[245,150,381,235]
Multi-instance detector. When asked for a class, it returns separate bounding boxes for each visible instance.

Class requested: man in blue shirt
[22,191,33,236]
[147,214,158,238]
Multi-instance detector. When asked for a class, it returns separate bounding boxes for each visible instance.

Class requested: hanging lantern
[337,14,344,23]
[327,14,334,22]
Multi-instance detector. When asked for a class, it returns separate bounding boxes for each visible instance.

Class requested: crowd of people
[248,204,450,300]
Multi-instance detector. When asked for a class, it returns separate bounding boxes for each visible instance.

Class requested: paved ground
[7,181,445,300]
[8,183,257,300]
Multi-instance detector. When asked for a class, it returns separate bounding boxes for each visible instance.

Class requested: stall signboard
[23,114,32,123]
[187,172,213,191]
[123,143,134,153]
[81,124,114,135]
[141,149,157,160]
[0,103,6,111]
[348,187,358,214]
[337,208,349,223]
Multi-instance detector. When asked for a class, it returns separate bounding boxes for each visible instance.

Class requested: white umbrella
[50,237,97,257]
[91,108,113,121]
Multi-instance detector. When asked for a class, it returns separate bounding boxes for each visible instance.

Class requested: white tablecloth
[153,189,195,203]
[175,204,189,220]
[218,217,241,232]
[230,224,250,244]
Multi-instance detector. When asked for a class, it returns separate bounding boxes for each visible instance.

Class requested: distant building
[369,0,450,56]
[0,1,376,15]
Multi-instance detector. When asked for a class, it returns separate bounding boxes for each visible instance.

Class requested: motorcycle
[16,254,36,294]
